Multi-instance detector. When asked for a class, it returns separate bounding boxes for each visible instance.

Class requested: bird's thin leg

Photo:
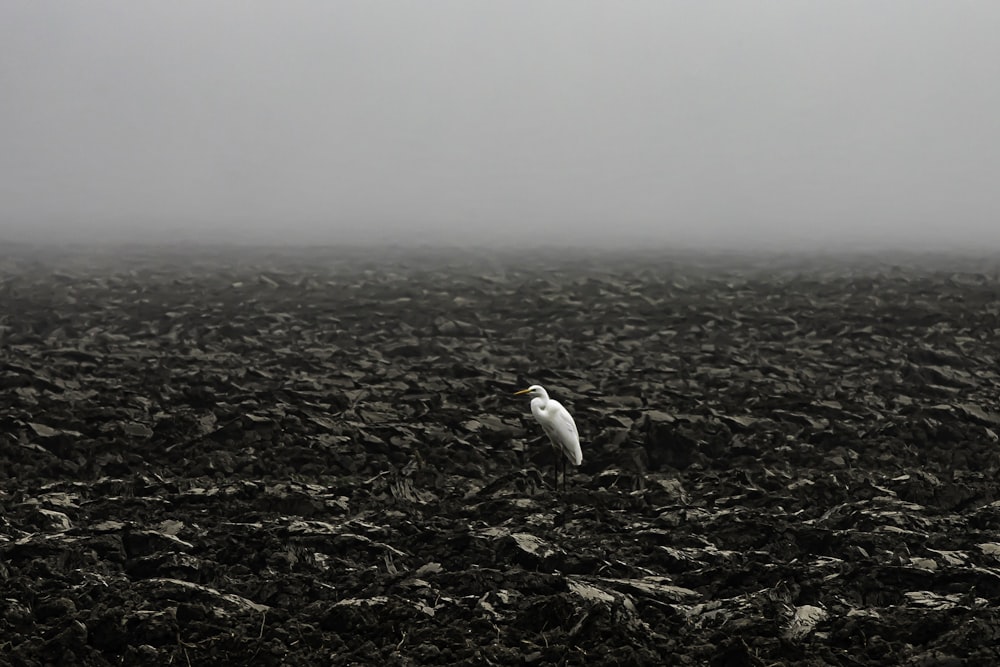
[552,447,559,493]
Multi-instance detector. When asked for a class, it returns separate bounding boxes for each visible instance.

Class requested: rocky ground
[2,244,1000,666]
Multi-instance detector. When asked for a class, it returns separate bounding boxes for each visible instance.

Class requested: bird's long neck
[535,389,550,407]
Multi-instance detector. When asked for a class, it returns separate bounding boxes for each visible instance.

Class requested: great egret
[514,385,582,490]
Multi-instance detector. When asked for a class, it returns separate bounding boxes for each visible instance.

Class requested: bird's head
[513,384,545,398]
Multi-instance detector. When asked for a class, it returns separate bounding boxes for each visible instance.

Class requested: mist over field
[3,2,1000,253]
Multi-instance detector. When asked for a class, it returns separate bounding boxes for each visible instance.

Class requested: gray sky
[2,1,999,250]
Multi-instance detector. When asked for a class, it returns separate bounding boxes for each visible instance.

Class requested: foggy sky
[3,2,1000,251]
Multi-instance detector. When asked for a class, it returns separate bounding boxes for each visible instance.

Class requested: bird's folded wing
[557,408,579,439]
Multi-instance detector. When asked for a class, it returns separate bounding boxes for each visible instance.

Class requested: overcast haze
[3,2,1000,251]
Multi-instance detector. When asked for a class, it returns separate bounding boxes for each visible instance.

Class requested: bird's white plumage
[516,385,583,466]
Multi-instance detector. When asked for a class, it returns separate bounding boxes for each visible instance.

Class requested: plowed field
[3,246,1000,665]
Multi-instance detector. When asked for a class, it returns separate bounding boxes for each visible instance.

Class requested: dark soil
[3,245,1000,666]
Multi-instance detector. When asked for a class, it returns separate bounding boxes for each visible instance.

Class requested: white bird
[514,384,583,490]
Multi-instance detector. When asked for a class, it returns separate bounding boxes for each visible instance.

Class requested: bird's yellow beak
[513,388,532,395]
